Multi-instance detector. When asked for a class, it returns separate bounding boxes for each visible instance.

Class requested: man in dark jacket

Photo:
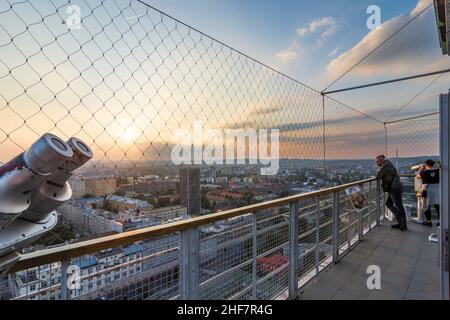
[376,155,407,231]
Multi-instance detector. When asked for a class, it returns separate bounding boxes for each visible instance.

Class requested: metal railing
[6,177,383,300]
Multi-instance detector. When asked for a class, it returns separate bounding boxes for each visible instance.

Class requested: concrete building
[179,167,200,215]
[85,176,117,197]
[105,195,152,212]
[69,176,117,199]
[69,178,87,200]
[119,179,178,194]
[8,240,179,300]
[146,205,187,221]
[59,199,186,236]
[58,202,123,235]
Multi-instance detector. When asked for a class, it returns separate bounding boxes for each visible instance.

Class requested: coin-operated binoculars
[0,134,93,275]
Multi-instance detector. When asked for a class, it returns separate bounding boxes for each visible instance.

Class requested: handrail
[10,177,377,272]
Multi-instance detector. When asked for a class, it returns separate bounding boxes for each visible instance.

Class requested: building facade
[69,176,117,199]
[179,167,201,215]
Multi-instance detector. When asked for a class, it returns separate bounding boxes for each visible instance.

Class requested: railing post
[332,191,340,263]
[180,228,199,300]
[60,260,70,300]
[315,197,320,275]
[347,200,351,249]
[368,180,373,230]
[252,213,258,300]
[376,179,382,225]
[289,202,299,299]
[358,184,364,241]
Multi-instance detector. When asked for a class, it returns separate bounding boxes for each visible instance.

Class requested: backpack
[421,169,439,184]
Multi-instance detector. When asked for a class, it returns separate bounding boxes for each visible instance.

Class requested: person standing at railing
[375,155,407,231]
[416,159,440,227]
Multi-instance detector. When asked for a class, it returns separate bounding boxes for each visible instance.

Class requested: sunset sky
[150,0,449,118]
[0,0,446,164]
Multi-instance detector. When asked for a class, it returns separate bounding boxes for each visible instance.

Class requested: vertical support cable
[289,202,299,299]
[383,184,387,221]
[347,200,351,250]
[315,196,320,275]
[358,183,364,241]
[322,95,327,173]
[368,180,373,230]
[332,191,340,263]
[384,123,388,157]
[376,179,382,226]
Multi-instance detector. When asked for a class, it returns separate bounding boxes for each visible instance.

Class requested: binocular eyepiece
[0,134,93,229]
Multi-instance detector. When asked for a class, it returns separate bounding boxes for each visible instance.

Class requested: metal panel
[440,91,449,299]
[447,0,450,54]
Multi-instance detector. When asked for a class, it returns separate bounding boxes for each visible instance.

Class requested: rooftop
[106,195,152,208]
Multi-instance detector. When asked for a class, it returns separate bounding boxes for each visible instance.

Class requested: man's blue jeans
[386,187,407,222]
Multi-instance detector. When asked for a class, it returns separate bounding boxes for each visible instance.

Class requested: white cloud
[296,17,338,39]
[275,42,301,62]
[278,17,340,61]
[328,47,340,57]
[321,24,338,39]
[411,0,431,16]
[326,0,449,79]
[276,48,298,61]
[296,27,309,36]
[309,17,335,32]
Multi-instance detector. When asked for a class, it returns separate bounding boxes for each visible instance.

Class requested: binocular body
[0,134,93,274]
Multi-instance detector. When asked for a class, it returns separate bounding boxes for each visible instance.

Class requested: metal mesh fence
[385,112,440,221]
[362,180,378,233]
[0,0,386,176]
[254,206,290,300]
[317,194,334,272]
[0,0,438,302]
[324,97,386,164]
[386,114,439,172]
[296,198,319,285]
[5,180,380,301]
[198,213,254,300]
[10,233,181,300]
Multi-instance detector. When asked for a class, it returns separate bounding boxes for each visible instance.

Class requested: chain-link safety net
[0,0,386,177]
[386,113,439,173]
[1,0,439,301]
